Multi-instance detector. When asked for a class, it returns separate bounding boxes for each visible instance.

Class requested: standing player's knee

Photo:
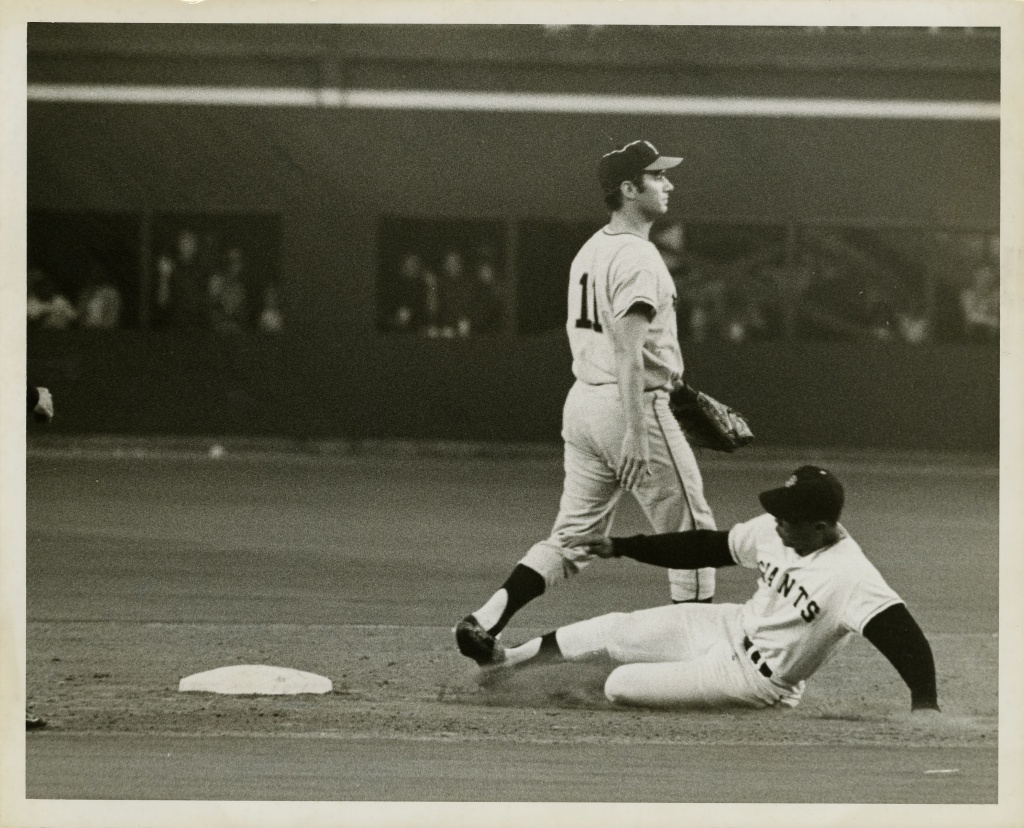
[519,543,575,587]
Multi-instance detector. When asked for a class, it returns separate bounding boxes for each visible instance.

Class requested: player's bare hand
[617,428,651,491]
[564,533,616,558]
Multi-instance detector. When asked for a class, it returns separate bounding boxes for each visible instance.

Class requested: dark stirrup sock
[673,596,714,604]
[490,564,546,635]
[536,631,563,663]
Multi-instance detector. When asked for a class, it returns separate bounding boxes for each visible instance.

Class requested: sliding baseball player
[473,466,940,714]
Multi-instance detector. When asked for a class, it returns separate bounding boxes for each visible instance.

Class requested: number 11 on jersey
[574,272,603,332]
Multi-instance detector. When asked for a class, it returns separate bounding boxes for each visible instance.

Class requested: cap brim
[644,155,683,171]
[758,487,799,521]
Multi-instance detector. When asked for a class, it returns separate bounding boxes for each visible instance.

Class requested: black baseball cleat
[455,615,505,667]
[25,713,47,730]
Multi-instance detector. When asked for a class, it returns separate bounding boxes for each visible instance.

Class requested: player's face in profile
[633,171,674,218]
[774,517,827,555]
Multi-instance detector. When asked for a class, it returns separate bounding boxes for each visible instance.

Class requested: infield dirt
[27,621,996,749]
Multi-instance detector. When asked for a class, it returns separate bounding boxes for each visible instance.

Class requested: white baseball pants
[556,602,785,708]
[519,381,716,602]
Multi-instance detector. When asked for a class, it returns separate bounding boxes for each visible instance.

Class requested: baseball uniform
[593,513,902,707]
[519,227,716,602]
[455,141,718,665]
[493,467,938,712]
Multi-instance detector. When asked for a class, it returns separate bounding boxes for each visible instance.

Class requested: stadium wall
[26,328,998,452]
[24,32,1000,452]
[28,103,998,229]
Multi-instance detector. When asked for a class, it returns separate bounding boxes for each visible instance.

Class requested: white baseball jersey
[566,228,683,392]
[728,513,903,685]
[518,225,715,605]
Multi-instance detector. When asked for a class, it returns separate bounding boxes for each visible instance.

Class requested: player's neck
[794,526,843,556]
[606,209,653,239]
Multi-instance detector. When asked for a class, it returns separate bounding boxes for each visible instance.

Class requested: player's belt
[742,636,774,679]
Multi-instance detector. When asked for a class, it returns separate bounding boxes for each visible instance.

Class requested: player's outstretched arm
[566,530,734,570]
[564,533,617,558]
[862,603,940,713]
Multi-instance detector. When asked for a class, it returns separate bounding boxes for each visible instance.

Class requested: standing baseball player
[456,140,716,665]
[474,466,940,715]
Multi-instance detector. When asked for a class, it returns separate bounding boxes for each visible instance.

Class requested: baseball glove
[669,383,754,453]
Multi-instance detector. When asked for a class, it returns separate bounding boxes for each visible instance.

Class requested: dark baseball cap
[599,140,682,194]
[759,466,845,523]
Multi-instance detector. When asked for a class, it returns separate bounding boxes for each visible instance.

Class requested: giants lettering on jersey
[757,560,821,623]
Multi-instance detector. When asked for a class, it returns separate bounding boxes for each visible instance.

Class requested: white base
[178,665,332,695]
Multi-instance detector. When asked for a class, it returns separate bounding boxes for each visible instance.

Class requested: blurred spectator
[27,267,78,329]
[154,243,174,321]
[652,223,696,338]
[652,230,728,343]
[892,274,933,345]
[795,230,902,341]
[863,280,897,341]
[77,259,122,329]
[721,277,770,342]
[798,261,884,340]
[958,233,990,269]
[652,221,788,343]
[208,246,250,334]
[987,233,1000,266]
[681,260,728,342]
[895,295,931,344]
[686,251,780,343]
[466,247,505,334]
[389,252,429,333]
[761,251,815,340]
[439,249,471,338]
[959,264,999,343]
[155,228,208,328]
[652,223,685,274]
[258,284,284,334]
[422,265,441,338]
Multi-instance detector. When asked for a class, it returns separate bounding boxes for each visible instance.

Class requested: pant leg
[603,643,777,709]
[555,602,740,664]
[597,603,784,709]
[518,384,625,588]
[518,439,624,588]
[519,383,714,599]
[551,603,780,708]
[629,392,717,601]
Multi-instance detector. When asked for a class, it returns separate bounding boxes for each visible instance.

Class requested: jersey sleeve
[842,575,903,634]
[727,513,777,569]
[607,243,660,320]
